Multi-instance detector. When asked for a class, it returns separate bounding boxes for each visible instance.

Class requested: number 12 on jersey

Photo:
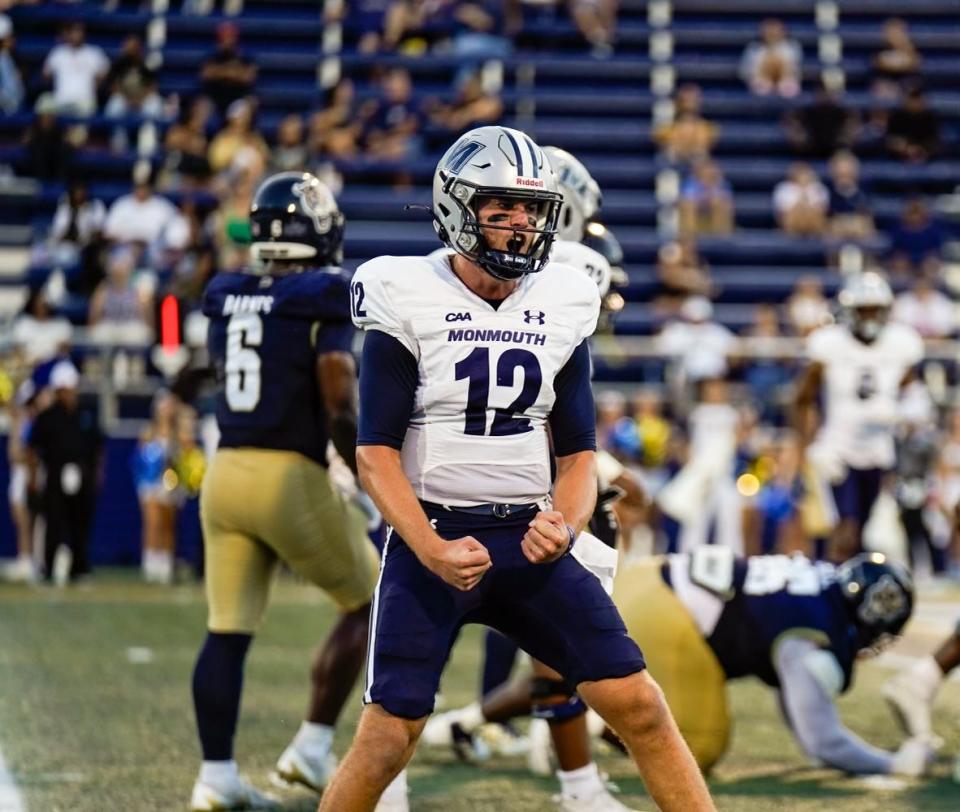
[455,346,542,436]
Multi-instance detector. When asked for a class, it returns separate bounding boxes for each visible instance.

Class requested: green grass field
[1,572,959,812]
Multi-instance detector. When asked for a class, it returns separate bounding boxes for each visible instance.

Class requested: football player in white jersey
[421,147,644,811]
[318,126,714,812]
[796,271,924,561]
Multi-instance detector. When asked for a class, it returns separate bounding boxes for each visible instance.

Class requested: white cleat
[527,718,554,776]
[272,743,337,793]
[190,775,279,811]
[554,785,644,812]
[882,665,941,746]
[476,722,530,757]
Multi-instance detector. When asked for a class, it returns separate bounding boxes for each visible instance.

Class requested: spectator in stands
[378,0,448,54]
[826,151,874,240]
[452,1,516,70]
[773,162,828,238]
[742,303,795,422]
[885,85,941,164]
[310,78,368,160]
[207,97,269,177]
[872,18,921,99]
[21,93,74,181]
[363,67,422,160]
[783,80,858,160]
[11,286,73,366]
[104,165,186,256]
[42,181,107,297]
[103,34,162,119]
[0,13,23,114]
[657,295,737,387]
[199,21,257,117]
[654,83,718,164]
[134,389,179,584]
[740,19,802,98]
[887,197,944,277]
[892,274,956,339]
[210,166,256,271]
[27,360,103,584]
[161,96,213,189]
[785,274,830,337]
[42,21,108,117]
[656,237,713,314]
[88,245,154,348]
[678,159,734,236]
[426,70,503,136]
[269,113,309,173]
[569,0,618,59]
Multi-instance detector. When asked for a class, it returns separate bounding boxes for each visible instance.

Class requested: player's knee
[600,672,671,742]
[357,710,423,776]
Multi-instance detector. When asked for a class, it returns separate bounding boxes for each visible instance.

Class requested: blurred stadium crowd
[0,0,959,586]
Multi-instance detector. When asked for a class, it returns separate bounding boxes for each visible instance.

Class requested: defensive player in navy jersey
[189,172,380,811]
[318,126,713,811]
[613,549,932,777]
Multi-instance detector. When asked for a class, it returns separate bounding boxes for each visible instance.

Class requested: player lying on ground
[190,172,381,811]
[613,548,931,777]
[317,125,715,812]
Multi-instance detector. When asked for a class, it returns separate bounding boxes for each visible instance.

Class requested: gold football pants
[200,448,380,633]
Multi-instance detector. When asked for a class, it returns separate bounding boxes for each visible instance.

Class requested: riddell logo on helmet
[516,177,545,188]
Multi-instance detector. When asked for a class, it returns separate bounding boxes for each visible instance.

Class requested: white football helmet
[542,146,602,242]
[433,126,563,281]
[838,271,893,343]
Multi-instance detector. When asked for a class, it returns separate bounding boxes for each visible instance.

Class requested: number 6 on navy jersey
[225,313,263,411]
[454,347,542,436]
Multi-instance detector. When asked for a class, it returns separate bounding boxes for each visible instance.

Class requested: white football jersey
[352,253,600,506]
[807,322,924,469]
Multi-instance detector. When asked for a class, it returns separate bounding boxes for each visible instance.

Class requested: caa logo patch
[446,311,472,322]
[524,310,546,325]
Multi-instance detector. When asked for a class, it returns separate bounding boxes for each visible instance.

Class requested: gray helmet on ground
[433,126,563,281]
[543,146,602,242]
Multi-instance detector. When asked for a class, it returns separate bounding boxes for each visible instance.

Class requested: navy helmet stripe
[503,129,524,176]
[523,136,540,178]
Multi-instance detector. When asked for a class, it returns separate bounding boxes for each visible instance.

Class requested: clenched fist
[425,536,492,591]
[521,511,571,564]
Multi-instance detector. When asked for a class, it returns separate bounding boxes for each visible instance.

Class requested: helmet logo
[292,179,331,233]
[516,177,545,188]
[270,219,283,238]
[446,140,485,175]
[858,575,907,624]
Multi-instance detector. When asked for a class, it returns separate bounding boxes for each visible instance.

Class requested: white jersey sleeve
[351,257,420,359]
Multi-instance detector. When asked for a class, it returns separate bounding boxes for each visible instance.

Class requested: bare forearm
[357,445,442,561]
[553,450,598,534]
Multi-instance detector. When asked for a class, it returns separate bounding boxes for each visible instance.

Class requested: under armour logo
[524,310,546,325]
